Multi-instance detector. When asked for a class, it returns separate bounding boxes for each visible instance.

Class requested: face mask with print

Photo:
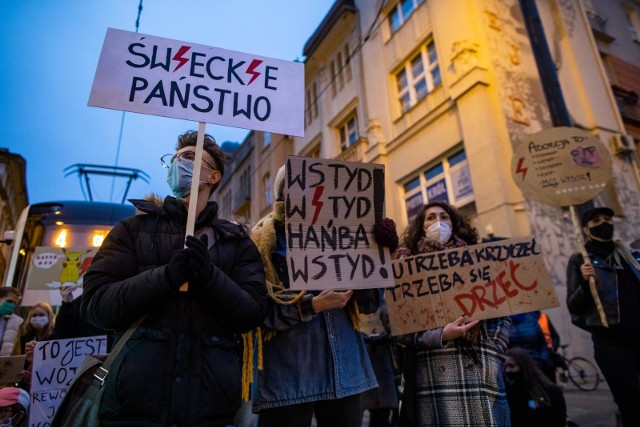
[0,301,15,317]
[166,158,209,198]
[424,221,452,244]
[0,416,14,427]
[30,316,48,330]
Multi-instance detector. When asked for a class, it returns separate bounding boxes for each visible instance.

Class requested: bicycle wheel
[567,357,600,391]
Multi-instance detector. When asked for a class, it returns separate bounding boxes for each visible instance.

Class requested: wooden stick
[180,121,206,292]
[569,205,608,327]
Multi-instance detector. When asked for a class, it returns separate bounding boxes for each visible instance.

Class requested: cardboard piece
[510,127,612,207]
[284,156,394,290]
[0,355,25,384]
[385,236,559,336]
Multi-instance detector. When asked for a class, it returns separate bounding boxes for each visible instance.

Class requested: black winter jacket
[82,197,267,426]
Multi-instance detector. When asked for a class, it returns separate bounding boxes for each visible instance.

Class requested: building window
[305,82,319,126]
[264,132,271,147]
[623,6,640,42]
[344,44,352,81]
[402,149,475,223]
[395,41,441,113]
[222,190,232,219]
[388,0,424,34]
[330,61,337,97]
[338,114,358,151]
[264,173,272,208]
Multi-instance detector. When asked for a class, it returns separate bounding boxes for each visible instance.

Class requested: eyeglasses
[161,151,217,171]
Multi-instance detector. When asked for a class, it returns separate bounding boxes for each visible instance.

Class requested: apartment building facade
[0,149,28,281]
[217,0,640,359]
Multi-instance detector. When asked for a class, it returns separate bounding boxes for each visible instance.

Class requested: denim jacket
[250,210,377,411]
[253,300,378,411]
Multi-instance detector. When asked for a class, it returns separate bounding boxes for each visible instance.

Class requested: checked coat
[397,238,511,427]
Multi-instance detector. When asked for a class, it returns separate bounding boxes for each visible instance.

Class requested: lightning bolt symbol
[172,45,191,72]
[245,59,263,85]
[311,186,324,226]
[515,157,528,180]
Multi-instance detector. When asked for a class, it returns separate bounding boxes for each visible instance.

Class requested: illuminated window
[402,149,475,222]
[395,41,441,113]
[388,0,424,33]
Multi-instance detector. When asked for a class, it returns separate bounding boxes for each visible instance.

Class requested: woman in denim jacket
[249,166,378,427]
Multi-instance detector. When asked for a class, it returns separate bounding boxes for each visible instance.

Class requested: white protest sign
[385,236,559,336]
[511,127,612,207]
[29,336,108,427]
[89,28,304,136]
[285,156,394,290]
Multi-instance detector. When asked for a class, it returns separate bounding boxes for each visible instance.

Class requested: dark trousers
[592,335,640,427]
[259,394,363,427]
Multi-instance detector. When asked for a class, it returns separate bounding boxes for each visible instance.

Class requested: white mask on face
[424,221,452,244]
[30,316,48,330]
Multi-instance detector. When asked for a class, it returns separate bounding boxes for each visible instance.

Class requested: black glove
[185,234,213,290]
[374,218,399,252]
[166,248,193,290]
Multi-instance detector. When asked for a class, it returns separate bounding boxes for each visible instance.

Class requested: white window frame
[337,113,359,151]
[395,41,441,113]
[388,0,424,34]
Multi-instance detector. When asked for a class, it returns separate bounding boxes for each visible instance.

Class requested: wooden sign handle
[569,205,608,327]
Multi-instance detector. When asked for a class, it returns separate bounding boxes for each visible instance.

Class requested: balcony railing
[335,137,369,163]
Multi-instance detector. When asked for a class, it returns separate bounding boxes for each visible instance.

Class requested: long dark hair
[400,201,479,254]
[505,347,554,407]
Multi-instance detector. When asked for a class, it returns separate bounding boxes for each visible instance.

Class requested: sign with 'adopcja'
[385,237,558,335]
[89,28,304,136]
[29,336,107,427]
[285,156,393,290]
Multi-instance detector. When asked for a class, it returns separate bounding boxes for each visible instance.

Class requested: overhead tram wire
[108,0,144,204]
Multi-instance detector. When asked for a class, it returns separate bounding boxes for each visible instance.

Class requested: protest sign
[511,127,611,207]
[511,127,613,327]
[285,156,394,290]
[0,355,25,384]
[29,336,107,427]
[89,28,304,137]
[26,247,96,291]
[385,236,558,336]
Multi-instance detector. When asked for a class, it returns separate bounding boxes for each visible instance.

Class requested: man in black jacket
[82,131,267,426]
[566,206,640,427]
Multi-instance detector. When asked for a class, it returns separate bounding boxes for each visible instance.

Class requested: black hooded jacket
[81,197,266,426]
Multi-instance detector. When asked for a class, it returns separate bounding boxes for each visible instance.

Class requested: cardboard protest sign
[385,236,558,336]
[30,336,107,427]
[285,156,394,290]
[0,355,25,384]
[89,28,304,137]
[26,247,96,291]
[511,127,612,207]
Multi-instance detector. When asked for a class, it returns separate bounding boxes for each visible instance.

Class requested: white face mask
[424,221,452,244]
[30,316,48,330]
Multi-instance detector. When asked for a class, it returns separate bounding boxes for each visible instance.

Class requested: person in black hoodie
[566,206,640,427]
[81,131,267,427]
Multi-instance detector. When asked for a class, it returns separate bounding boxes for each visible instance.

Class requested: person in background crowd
[248,165,381,427]
[504,347,567,427]
[0,386,30,427]
[395,202,511,426]
[359,289,400,427]
[508,311,558,383]
[0,288,22,358]
[82,130,267,426]
[51,285,113,350]
[566,206,640,427]
[19,302,55,389]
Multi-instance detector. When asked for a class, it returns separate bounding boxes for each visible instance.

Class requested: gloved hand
[166,248,193,291]
[374,218,399,252]
[185,234,213,291]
